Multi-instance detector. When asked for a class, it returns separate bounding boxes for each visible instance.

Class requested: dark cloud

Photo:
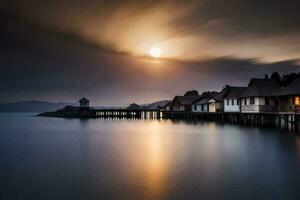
[0,0,300,104]
[173,0,300,37]
[1,0,300,61]
[1,0,299,36]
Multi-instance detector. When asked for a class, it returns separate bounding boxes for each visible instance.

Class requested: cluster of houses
[162,75,300,114]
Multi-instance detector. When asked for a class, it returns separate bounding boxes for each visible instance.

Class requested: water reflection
[295,137,300,156]
[1,114,300,200]
[140,121,170,199]
[87,120,174,199]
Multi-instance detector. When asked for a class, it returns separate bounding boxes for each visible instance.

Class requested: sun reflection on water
[84,120,292,200]
[126,120,173,199]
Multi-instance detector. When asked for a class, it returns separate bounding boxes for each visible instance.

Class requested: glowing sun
[150,47,162,58]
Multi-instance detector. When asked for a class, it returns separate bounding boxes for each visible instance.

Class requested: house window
[201,104,204,111]
[250,97,255,105]
[295,96,300,105]
[237,100,240,105]
[244,98,247,105]
[231,99,234,105]
[194,105,197,110]
[226,99,229,105]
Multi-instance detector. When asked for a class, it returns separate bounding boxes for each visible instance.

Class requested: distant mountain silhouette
[0,100,74,112]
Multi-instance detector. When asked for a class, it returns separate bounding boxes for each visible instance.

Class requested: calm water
[1,113,300,200]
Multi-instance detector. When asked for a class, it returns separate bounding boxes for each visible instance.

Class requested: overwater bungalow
[79,97,90,110]
[171,95,201,112]
[161,101,172,111]
[277,77,300,113]
[192,91,218,113]
[240,76,281,113]
[192,98,209,112]
[208,87,230,113]
[79,97,90,107]
[223,86,247,113]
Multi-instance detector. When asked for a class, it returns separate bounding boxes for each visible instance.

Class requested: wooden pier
[40,106,300,133]
[162,111,300,133]
[77,108,300,133]
[78,108,162,120]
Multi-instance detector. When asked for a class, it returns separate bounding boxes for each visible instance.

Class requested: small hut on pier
[240,76,281,113]
[171,90,201,111]
[161,101,172,111]
[223,86,247,113]
[79,97,90,110]
[172,96,201,111]
[208,86,231,113]
[192,91,218,112]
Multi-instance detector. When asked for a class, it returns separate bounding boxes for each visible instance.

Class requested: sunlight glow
[150,47,162,58]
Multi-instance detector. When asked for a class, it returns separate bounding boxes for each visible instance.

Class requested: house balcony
[241,105,278,113]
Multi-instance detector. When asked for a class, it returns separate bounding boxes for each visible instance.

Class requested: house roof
[240,78,281,98]
[173,95,201,105]
[199,91,218,99]
[211,87,230,101]
[127,103,141,110]
[161,100,172,108]
[224,86,247,99]
[277,77,300,96]
[79,97,89,103]
[195,98,210,104]
[145,100,169,109]
[193,91,218,104]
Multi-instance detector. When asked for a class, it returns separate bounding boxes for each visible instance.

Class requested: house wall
[295,96,300,113]
[279,96,300,113]
[279,96,292,112]
[241,97,278,113]
[171,98,183,111]
[241,97,259,113]
[172,104,185,111]
[80,102,89,107]
[184,105,193,112]
[164,106,171,111]
[208,100,216,112]
[215,102,223,112]
[224,98,240,112]
[192,104,208,112]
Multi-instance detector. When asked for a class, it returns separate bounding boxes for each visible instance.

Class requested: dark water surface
[1,113,300,200]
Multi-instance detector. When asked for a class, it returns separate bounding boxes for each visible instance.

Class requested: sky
[0,0,300,105]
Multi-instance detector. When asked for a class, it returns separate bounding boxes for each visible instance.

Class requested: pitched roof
[173,95,201,105]
[162,100,172,108]
[277,77,300,96]
[195,98,210,104]
[145,100,169,109]
[199,91,218,99]
[211,87,230,101]
[193,91,219,104]
[240,78,281,97]
[79,97,89,103]
[127,103,141,110]
[224,86,247,99]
